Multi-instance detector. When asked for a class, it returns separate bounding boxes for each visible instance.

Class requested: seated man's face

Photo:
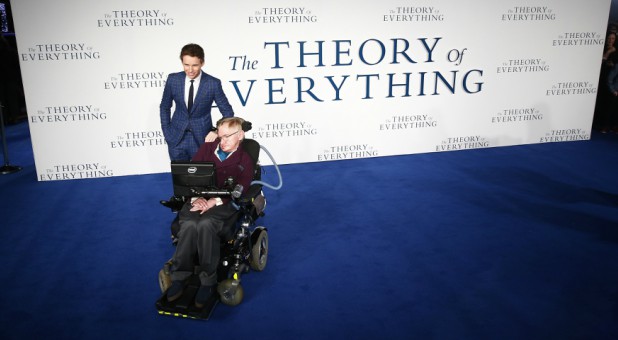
[218,123,243,153]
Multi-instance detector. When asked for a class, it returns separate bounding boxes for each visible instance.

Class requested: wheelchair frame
[156,139,269,320]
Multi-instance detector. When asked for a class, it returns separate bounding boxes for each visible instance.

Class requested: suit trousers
[168,129,202,161]
[171,202,237,286]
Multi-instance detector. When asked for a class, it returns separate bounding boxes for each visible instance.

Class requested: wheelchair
[155,134,281,320]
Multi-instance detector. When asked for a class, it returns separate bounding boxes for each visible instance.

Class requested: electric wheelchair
[155,126,282,320]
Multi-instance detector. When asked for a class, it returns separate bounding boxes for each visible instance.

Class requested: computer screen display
[171,161,216,197]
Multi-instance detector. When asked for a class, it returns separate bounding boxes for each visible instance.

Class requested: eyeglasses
[218,130,240,140]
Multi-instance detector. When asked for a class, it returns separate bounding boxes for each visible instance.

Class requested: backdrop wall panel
[11,0,611,180]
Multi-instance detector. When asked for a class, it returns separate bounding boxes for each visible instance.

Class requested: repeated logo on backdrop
[20,8,178,180]
[29,105,107,124]
[104,71,167,90]
[540,129,590,143]
[318,144,379,161]
[497,58,550,74]
[383,6,445,22]
[491,108,543,124]
[436,136,490,152]
[553,32,604,47]
[39,163,114,181]
[20,43,101,61]
[494,4,604,146]
[249,121,318,139]
[501,6,556,21]
[546,81,597,96]
[96,9,174,28]
[379,114,438,131]
[248,7,317,24]
[110,131,166,149]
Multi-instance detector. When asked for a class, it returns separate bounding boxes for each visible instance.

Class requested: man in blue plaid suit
[160,43,234,161]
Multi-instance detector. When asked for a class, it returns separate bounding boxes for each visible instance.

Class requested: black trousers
[604,94,618,128]
[170,202,236,286]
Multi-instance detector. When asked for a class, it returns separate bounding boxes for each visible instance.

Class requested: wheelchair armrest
[236,183,265,216]
[238,183,263,203]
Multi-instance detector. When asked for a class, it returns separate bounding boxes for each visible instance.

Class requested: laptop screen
[170,161,216,197]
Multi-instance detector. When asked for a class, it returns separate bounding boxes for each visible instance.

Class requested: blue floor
[1,121,617,339]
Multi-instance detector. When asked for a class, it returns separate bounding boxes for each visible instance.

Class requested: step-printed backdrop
[12,0,611,180]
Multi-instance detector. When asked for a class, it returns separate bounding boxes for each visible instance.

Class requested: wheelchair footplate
[155,275,219,320]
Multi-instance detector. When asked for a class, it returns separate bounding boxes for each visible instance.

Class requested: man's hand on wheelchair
[190,197,215,214]
[205,131,218,143]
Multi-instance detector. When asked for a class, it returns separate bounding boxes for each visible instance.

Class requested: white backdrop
[12,0,611,181]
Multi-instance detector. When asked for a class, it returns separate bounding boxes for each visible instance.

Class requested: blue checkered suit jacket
[160,71,234,147]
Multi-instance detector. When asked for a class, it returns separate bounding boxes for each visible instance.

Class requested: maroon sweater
[192,141,255,203]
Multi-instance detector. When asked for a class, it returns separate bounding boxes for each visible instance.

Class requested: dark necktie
[187,80,194,112]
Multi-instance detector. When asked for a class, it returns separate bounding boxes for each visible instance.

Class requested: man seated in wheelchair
[165,117,255,308]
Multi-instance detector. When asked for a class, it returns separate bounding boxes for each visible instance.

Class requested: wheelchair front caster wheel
[218,279,244,306]
[158,268,172,293]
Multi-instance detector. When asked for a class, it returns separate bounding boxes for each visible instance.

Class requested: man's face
[182,55,204,79]
[217,123,243,152]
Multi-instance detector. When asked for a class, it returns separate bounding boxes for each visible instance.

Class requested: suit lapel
[193,71,208,106]
[178,73,190,113]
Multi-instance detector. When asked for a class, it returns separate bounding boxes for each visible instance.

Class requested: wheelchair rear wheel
[250,229,268,271]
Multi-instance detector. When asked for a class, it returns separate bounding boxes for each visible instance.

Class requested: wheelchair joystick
[232,184,243,199]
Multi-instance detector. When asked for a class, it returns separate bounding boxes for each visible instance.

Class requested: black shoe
[166,280,184,302]
[194,284,216,308]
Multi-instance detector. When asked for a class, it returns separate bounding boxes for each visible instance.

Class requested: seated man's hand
[190,197,214,214]
[205,131,218,142]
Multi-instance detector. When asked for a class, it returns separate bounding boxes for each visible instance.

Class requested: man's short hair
[217,117,245,130]
[180,43,204,62]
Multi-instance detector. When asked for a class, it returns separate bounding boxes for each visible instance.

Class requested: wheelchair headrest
[216,118,252,132]
[242,139,260,165]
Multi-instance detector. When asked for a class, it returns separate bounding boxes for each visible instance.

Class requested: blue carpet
[0,121,617,339]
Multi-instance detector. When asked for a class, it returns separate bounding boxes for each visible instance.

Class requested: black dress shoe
[166,280,184,302]
[194,285,216,308]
